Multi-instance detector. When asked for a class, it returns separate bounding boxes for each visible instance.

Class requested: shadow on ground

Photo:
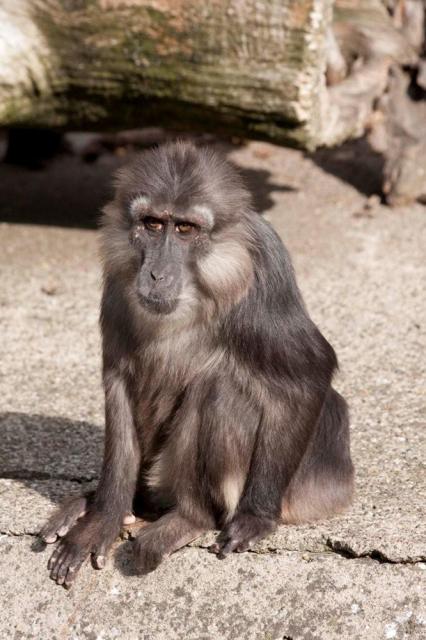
[0,133,298,228]
[0,411,102,502]
[0,130,386,229]
[308,136,385,197]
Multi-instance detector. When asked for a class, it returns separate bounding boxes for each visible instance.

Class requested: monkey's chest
[132,335,222,451]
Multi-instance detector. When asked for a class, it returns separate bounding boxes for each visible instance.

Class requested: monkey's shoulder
[221,219,337,383]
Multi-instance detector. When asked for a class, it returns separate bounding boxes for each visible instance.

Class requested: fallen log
[0,0,424,165]
[0,0,334,148]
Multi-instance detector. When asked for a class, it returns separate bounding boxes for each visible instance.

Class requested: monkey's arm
[46,369,140,587]
[94,369,140,515]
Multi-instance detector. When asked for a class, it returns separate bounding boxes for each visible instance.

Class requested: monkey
[40,141,354,588]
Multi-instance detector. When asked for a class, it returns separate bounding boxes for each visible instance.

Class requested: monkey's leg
[46,372,140,588]
[282,389,354,524]
[133,511,205,574]
[210,388,325,558]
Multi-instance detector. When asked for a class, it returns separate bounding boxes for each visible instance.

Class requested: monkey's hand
[40,494,90,544]
[209,512,277,559]
[40,495,135,545]
[47,511,121,588]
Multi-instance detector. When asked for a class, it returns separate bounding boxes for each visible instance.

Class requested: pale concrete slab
[0,138,424,638]
[0,537,425,640]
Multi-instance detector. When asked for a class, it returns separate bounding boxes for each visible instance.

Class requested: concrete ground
[0,136,424,639]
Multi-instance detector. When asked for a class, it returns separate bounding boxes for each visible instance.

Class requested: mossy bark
[0,0,332,149]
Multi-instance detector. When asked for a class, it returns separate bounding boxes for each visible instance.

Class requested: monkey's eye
[175,222,195,235]
[143,217,164,233]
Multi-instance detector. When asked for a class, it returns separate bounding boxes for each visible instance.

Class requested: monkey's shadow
[0,412,103,504]
[0,411,192,572]
[0,411,162,515]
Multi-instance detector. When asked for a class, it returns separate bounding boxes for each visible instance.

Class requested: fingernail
[44,535,57,544]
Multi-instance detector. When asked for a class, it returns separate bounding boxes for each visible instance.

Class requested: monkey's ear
[113,164,133,190]
[98,201,129,233]
[112,166,137,203]
[99,201,117,226]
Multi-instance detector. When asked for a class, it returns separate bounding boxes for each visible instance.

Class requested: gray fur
[41,141,354,586]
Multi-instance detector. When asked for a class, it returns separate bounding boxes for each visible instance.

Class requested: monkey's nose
[150,270,164,281]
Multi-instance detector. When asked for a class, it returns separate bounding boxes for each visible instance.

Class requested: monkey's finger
[55,550,74,586]
[64,566,79,590]
[92,548,109,570]
[92,537,114,569]
[48,542,65,570]
[40,523,59,544]
[41,507,87,543]
[49,546,68,581]
[235,541,252,553]
[92,554,106,569]
[42,532,58,544]
[63,554,88,589]
[57,511,86,538]
[208,530,232,555]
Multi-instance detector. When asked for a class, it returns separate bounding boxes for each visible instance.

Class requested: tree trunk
[0,1,423,151]
[1,0,333,148]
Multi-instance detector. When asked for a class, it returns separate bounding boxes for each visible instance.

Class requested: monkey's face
[101,142,255,318]
[129,196,213,315]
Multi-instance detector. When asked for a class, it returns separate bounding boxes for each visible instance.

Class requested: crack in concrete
[1,530,424,568]
[325,538,426,565]
[191,539,425,566]
[244,544,426,566]
[0,529,39,538]
[0,470,97,484]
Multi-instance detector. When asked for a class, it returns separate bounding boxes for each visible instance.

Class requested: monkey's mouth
[137,292,179,315]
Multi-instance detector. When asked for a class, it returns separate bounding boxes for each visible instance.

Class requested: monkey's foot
[47,512,120,588]
[133,528,167,574]
[209,513,276,559]
[133,512,203,574]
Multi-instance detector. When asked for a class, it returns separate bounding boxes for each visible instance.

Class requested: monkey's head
[101,141,254,318]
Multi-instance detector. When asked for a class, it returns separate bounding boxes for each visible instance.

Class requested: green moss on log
[0,0,332,148]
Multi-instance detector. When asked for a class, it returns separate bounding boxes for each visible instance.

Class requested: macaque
[41,141,353,587]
